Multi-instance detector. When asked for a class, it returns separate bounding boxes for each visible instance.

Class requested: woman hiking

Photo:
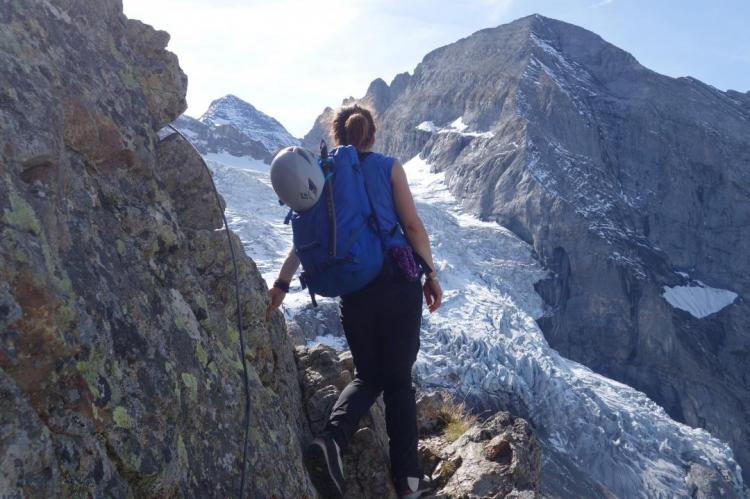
[266,104,442,498]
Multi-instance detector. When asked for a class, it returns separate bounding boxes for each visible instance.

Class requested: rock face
[0,2,314,497]
[296,345,541,498]
[415,392,542,499]
[432,414,540,498]
[173,95,299,163]
[296,345,397,498]
[307,14,750,483]
[302,77,409,150]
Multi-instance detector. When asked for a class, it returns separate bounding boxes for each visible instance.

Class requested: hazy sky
[123,0,749,137]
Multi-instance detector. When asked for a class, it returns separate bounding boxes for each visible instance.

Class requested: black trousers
[324,259,423,482]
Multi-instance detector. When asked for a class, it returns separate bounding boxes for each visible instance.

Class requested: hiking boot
[304,435,345,499]
[396,474,436,499]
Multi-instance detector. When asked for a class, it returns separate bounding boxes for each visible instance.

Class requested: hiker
[266,104,442,498]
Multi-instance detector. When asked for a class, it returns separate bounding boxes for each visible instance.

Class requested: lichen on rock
[0,1,314,496]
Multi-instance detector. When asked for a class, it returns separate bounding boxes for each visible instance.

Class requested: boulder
[428,413,541,498]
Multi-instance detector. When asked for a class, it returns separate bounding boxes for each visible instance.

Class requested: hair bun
[332,105,376,150]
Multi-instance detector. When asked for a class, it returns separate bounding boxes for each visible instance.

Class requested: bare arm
[266,247,300,320]
[391,160,437,278]
[277,247,300,284]
[392,160,442,312]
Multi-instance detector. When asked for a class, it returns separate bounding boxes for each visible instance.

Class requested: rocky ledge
[296,344,542,498]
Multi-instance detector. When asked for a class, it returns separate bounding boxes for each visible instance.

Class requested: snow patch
[415,118,494,138]
[204,152,270,173]
[416,121,438,133]
[662,284,737,318]
[447,116,469,132]
[210,117,232,126]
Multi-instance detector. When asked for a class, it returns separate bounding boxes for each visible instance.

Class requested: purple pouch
[388,246,420,282]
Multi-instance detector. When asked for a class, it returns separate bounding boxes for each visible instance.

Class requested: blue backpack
[285,141,384,305]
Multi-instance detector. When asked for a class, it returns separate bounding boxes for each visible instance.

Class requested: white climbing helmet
[270,146,324,212]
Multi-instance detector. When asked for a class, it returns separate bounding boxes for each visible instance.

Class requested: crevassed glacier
[206,151,744,497]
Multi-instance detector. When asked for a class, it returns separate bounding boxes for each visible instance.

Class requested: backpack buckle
[283,208,294,225]
[299,272,318,307]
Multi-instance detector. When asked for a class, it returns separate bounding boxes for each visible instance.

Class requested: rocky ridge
[306,14,750,488]
[0,2,313,496]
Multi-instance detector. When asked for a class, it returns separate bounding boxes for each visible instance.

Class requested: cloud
[591,0,615,7]
[476,0,516,23]
[123,0,517,136]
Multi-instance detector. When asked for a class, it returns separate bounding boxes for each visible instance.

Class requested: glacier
[201,146,744,497]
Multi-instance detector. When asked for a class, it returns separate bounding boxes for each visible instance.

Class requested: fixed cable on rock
[164,125,252,498]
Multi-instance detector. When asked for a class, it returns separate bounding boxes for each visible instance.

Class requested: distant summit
[173,95,299,163]
[200,95,299,153]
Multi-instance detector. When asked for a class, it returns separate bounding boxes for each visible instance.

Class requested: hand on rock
[266,287,286,321]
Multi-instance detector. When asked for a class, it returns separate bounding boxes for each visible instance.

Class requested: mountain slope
[306,13,750,489]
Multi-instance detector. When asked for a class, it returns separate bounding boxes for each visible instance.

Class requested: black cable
[165,125,251,498]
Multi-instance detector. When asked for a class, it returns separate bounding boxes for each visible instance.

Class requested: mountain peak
[199,95,299,153]
[511,12,552,25]
[204,94,259,115]
[414,13,641,104]
[500,13,592,34]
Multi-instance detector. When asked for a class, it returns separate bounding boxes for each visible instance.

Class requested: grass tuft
[437,397,477,443]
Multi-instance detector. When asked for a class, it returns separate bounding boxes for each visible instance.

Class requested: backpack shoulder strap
[319,140,337,258]
[360,162,387,252]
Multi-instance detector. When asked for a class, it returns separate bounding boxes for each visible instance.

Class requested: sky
[123,0,750,137]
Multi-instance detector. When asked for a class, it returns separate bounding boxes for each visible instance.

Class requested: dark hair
[332,104,376,151]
